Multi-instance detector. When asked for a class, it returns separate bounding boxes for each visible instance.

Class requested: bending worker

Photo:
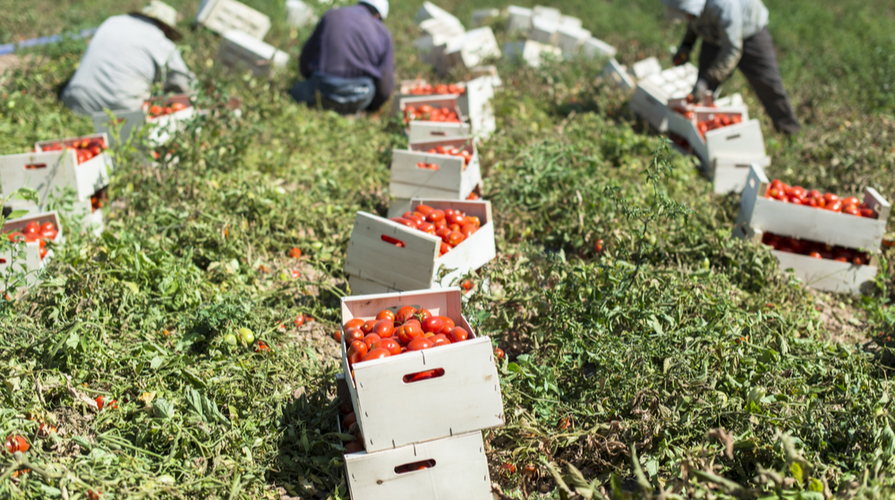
[661,0,801,135]
[291,0,394,114]
[61,1,196,115]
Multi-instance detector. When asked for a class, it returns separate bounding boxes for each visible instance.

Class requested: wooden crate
[344,431,492,500]
[753,229,879,295]
[555,25,592,57]
[583,37,617,59]
[339,288,504,453]
[529,17,558,45]
[195,0,271,39]
[735,164,890,252]
[389,138,482,201]
[0,211,64,290]
[441,27,501,75]
[401,96,470,142]
[506,5,533,33]
[218,30,289,78]
[532,5,561,24]
[394,77,494,138]
[629,80,671,131]
[0,138,112,204]
[503,40,561,68]
[345,200,495,293]
[144,95,198,146]
[602,58,634,89]
[710,155,771,194]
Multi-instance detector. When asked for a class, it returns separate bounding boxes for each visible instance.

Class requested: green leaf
[789,462,803,483]
[152,398,175,419]
[5,210,30,220]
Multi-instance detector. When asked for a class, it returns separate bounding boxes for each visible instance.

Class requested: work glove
[672,45,691,67]
[690,78,709,104]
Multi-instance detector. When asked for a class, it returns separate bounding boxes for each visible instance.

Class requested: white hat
[359,0,389,20]
[137,1,183,40]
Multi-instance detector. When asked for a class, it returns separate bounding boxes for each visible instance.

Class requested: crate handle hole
[725,134,741,140]
[381,235,406,248]
[402,368,445,384]
[394,459,436,474]
[0,258,5,264]
[430,131,447,136]
[25,164,47,170]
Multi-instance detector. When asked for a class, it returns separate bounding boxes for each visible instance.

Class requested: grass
[0,0,894,498]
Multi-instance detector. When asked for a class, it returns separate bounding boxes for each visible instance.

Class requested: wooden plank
[705,119,765,165]
[344,431,492,500]
[711,155,770,194]
[348,274,399,296]
[407,121,470,143]
[344,212,441,292]
[733,163,769,240]
[629,82,670,131]
[388,150,465,200]
[408,138,482,200]
[865,187,892,222]
[772,249,878,295]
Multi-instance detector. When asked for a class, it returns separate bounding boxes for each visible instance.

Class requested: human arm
[162,49,196,94]
[299,17,325,79]
[701,3,743,88]
[367,34,394,112]
[673,25,699,66]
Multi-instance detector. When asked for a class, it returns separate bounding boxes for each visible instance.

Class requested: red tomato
[288,247,302,259]
[823,193,839,203]
[376,310,396,322]
[825,200,842,212]
[415,204,434,216]
[294,315,305,328]
[332,330,342,342]
[431,334,451,347]
[395,306,417,324]
[373,320,395,338]
[374,338,402,355]
[361,348,391,362]
[418,222,437,235]
[422,316,444,333]
[344,318,365,330]
[401,324,424,344]
[361,320,377,335]
[440,317,455,334]
[343,412,357,428]
[414,308,432,322]
[440,242,451,255]
[407,337,435,351]
[363,334,381,349]
[447,212,467,226]
[447,231,465,246]
[426,210,445,223]
[345,327,364,343]
[494,348,505,360]
[23,222,40,235]
[842,197,859,206]
[449,327,469,343]
[808,251,822,259]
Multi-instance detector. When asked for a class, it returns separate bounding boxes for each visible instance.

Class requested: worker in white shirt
[61,1,196,115]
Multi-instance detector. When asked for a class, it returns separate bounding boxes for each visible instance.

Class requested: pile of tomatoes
[765,179,877,217]
[91,187,108,213]
[6,220,60,260]
[340,408,365,453]
[762,232,870,265]
[404,105,460,124]
[406,82,466,95]
[695,113,742,138]
[422,144,472,167]
[39,137,106,165]
[147,101,188,119]
[388,204,483,256]
[342,305,471,367]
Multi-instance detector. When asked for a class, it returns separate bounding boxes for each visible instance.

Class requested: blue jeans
[289,72,375,114]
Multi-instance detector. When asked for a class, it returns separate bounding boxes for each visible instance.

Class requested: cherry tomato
[288,247,302,259]
[494,347,505,360]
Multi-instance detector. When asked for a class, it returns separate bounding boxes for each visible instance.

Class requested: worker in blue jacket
[290,0,395,114]
[662,0,801,135]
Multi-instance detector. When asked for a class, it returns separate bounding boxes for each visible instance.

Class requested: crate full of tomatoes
[735,164,889,294]
[735,164,890,252]
[143,94,196,146]
[0,133,112,207]
[400,95,470,143]
[396,76,496,139]
[338,288,504,455]
[666,94,765,167]
[345,200,496,294]
[0,211,64,290]
[388,137,482,204]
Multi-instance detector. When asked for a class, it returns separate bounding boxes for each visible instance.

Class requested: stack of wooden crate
[0,133,111,235]
[337,288,503,500]
[734,164,891,294]
[502,4,616,65]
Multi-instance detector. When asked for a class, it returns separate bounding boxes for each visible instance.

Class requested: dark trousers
[699,27,801,135]
[289,72,375,115]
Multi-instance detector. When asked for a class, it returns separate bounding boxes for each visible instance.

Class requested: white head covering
[660,0,706,17]
[134,0,182,40]
[359,0,389,19]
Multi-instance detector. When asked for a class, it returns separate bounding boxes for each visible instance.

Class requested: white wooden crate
[710,155,771,194]
[285,0,317,28]
[666,100,749,144]
[195,0,270,39]
[556,25,592,57]
[631,57,662,80]
[734,164,890,252]
[506,5,533,33]
[462,76,496,139]
[339,288,503,453]
[685,118,764,167]
[402,96,469,142]
[0,140,111,204]
[441,27,500,75]
[389,138,482,201]
[469,65,502,87]
[532,5,562,24]
[603,58,634,89]
[344,431,492,500]
[0,211,64,290]
[559,15,582,29]
[144,95,197,146]
[218,30,289,78]
[583,37,617,59]
[346,200,495,293]
[629,80,671,131]
[529,17,559,45]
[415,1,463,27]
[503,40,561,68]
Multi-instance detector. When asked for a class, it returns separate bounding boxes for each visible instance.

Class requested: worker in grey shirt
[662,0,801,135]
[61,1,196,115]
